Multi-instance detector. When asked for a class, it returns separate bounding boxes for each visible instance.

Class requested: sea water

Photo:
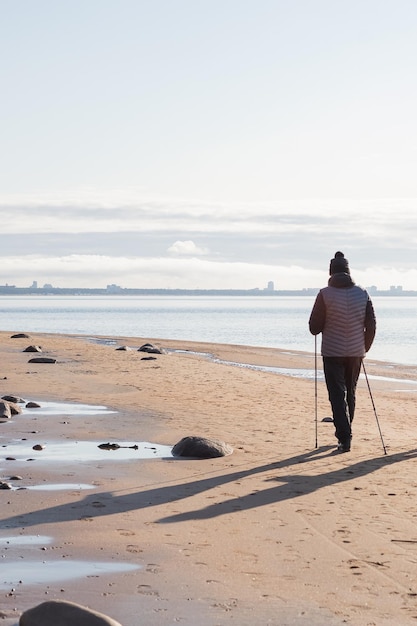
[0,295,416,366]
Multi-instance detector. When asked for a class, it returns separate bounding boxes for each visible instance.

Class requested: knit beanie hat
[329,251,350,275]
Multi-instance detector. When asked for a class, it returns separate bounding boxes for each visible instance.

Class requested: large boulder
[19,599,122,626]
[0,400,21,418]
[0,400,12,420]
[5,401,22,415]
[172,436,233,458]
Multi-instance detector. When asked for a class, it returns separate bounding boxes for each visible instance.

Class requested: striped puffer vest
[320,285,368,357]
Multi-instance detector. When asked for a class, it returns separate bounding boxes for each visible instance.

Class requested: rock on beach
[138,342,163,354]
[19,599,122,626]
[172,435,233,458]
[2,394,25,403]
[0,399,22,419]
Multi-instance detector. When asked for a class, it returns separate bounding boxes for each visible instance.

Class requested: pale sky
[1,0,417,290]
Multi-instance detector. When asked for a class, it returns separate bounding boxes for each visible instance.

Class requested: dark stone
[116,345,131,351]
[172,436,233,458]
[98,442,121,450]
[28,357,57,363]
[2,395,25,403]
[11,333,30,338]
[19,599,122,626]
[23,345,42,353]
[138,343,163,354]
[141,356,157,360]
[0,400,12,419]
[26,402,41,408]
[98,442,139,451]
[6,401,22,415]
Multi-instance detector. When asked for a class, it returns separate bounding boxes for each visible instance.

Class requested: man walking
[309,251,376,452]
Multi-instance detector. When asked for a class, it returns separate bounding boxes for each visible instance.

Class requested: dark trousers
[323,356,362,445]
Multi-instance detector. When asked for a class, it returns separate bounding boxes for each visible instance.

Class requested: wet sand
[1,330,417,625]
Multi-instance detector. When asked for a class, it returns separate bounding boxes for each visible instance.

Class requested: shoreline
[2,331,417,625]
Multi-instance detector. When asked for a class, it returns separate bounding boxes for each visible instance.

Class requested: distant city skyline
[0,279,412,296]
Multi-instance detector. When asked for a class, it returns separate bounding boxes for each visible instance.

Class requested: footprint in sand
[137,584,159,596]
[117,529,135,537]
[126,544,143,554]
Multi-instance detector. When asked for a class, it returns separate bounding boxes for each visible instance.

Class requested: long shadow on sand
[2,447,417,529]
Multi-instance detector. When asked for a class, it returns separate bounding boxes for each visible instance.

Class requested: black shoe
[337,440,351,453]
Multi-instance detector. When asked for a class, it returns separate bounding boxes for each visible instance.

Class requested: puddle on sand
[1,440,173,462]
[1,482,95,492]
[0,401,115,425]
[0,535,52,546]
[22,401,117,416]
[0,559,140,588]
[26,483,95,491]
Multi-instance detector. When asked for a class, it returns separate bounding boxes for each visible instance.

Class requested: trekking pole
[314,335,318,448]
[362,360,387,455]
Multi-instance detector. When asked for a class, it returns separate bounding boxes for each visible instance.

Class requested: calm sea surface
[0,295,416,366]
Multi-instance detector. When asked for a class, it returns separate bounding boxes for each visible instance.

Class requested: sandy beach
[1,330,417,625]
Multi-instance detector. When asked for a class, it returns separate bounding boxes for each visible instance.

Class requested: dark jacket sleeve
[309,291,325,335]
[364,297,376,352]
